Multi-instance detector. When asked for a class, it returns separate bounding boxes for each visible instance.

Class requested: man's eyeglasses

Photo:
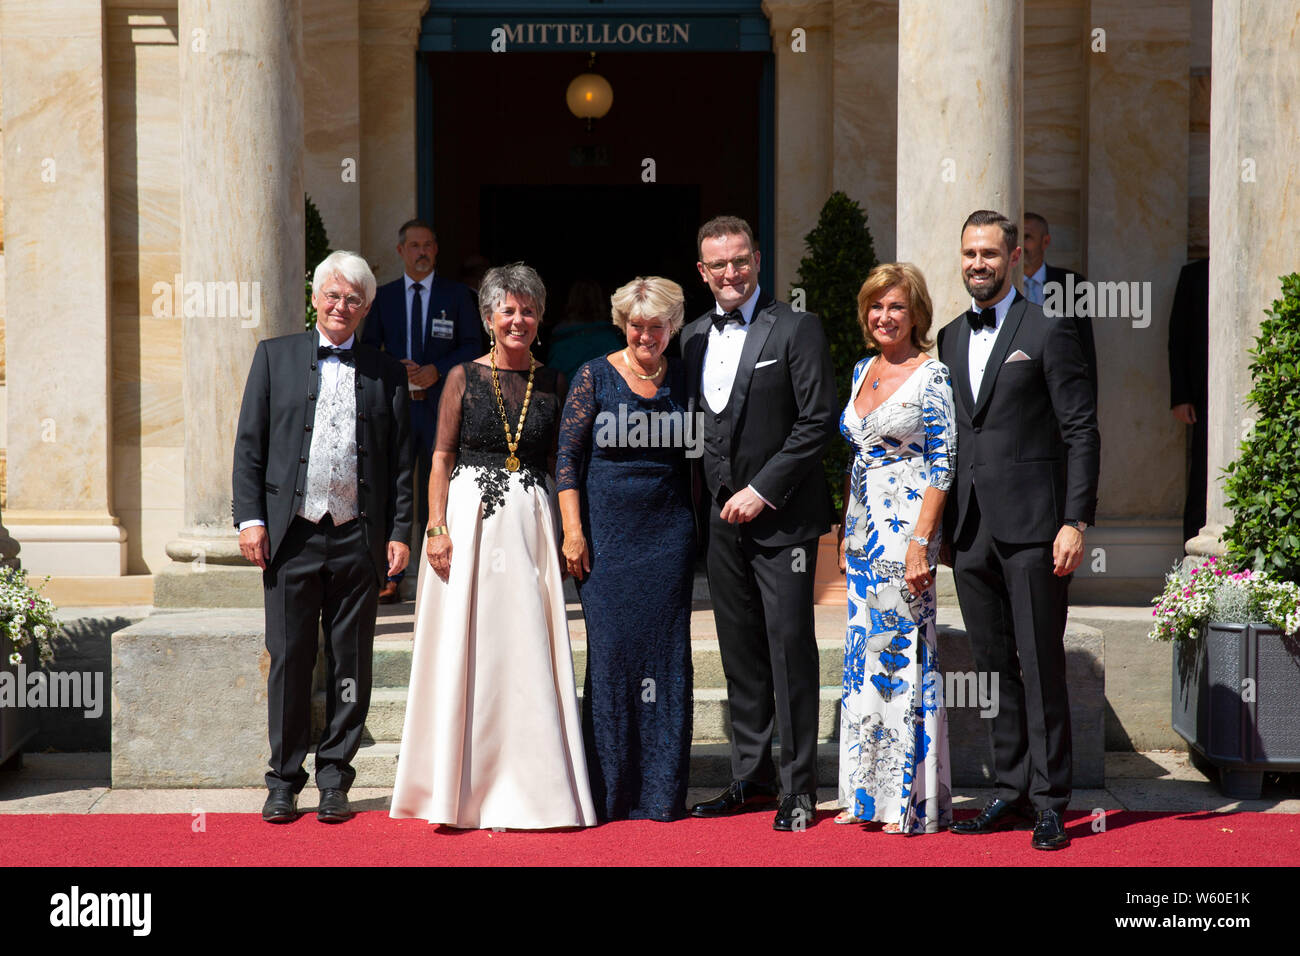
[702,256,754,276]
[322,291,365,309]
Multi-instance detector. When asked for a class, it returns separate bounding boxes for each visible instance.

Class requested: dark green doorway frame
[416,0,775,293]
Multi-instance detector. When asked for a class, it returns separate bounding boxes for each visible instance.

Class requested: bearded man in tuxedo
[234,250,414,824]
[936,210,1099,850]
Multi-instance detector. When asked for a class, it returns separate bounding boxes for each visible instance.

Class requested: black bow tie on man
[319,345,354,362]
[712,309,745,332]
[966,308,997,332]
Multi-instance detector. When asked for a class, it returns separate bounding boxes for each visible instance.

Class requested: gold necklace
[490,345,536,472]
[623,348,664,381]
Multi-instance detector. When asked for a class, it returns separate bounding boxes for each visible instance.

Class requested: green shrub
[791,192,878,513]
[1222,273,1300,582]
[304,194,332,330]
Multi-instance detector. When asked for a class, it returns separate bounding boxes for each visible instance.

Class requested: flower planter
[1172,622,1300,798]
[0,632,39,771]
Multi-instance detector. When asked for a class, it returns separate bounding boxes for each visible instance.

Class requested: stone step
[370,635,849,690]
[312,685,847,746]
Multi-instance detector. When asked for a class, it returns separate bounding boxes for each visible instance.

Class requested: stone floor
[3,751,1298,815]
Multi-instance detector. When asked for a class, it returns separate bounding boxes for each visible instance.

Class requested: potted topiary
[0,567,60,770]
[791,192,878,602]
[1151,273,1300,798]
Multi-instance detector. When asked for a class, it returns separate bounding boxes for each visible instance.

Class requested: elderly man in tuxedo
[234,250,414,824]
[681,215,838,831]
[937,210,1099,850]
[361,219,480,602]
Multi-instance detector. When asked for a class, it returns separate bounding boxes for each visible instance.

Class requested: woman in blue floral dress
[837,262,956,834]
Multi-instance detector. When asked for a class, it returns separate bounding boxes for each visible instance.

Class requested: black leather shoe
[950,797,1034,834]
[773,793,816,831]
[1031,809,1070,850]
[262,788,298,823]
[316,788,353,823]
[690,780,779,817]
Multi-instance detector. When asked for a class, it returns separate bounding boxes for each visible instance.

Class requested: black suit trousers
[952,491,1072,815]
[707,504,821,795]
[263,514,378,792]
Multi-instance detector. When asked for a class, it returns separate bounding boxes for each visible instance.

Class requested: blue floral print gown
[839,356,956,833]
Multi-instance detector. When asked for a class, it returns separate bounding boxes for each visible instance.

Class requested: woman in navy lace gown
[557,277,695,821]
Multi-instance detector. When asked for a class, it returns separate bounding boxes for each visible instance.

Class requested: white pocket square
[755,359,779,369]
[1004,350,1032,363]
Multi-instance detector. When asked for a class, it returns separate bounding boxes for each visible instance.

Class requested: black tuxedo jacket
[681,292,838,547]
[1043,264,1098,399]
[232,330,415,583]
[937,291,1099,546]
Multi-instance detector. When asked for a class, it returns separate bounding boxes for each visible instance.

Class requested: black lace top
[438,360,569,517]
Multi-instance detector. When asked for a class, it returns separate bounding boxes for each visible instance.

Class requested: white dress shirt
[968,286,1016,400]
[238,331,357,532]
[703,286,762,414]
[702,288,773,509]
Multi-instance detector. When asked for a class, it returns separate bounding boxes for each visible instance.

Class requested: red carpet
[1,809,1296,866]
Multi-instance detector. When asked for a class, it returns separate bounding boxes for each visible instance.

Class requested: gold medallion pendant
[491,345,536,477]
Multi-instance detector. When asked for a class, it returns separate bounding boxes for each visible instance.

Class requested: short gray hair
[478,262,547,331]
[312,251,376,307]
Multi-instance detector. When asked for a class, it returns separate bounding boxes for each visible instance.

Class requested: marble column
[0,0,126,576]
[762,0,834,296]
[831,0,898,264]
[304,0,362,252]
[1072,0,1189,601]
[359,0,429,282]
[895,0,1022,322]
[1190,0,1300,557]
[154,0,305,607]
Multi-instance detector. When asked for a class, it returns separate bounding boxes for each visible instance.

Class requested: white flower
[7,651,19,666]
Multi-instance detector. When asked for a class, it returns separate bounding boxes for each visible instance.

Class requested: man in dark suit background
[1167,257,1209,544]
[360,219,479,601]
[937,210,1099,850]
[1022,211,1098,400]
[681,215,838,831]
[235,250,414,824]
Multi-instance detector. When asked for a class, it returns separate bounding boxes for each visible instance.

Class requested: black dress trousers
[263,513,378,792]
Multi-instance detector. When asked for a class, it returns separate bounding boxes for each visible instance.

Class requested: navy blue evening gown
[556,356,695,821]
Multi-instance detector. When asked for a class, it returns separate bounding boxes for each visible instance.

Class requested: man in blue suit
[361,219,480,601]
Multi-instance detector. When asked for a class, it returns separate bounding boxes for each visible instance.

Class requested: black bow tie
[318,345,354,362]
[712,310,744,332]
[966,308,997,332]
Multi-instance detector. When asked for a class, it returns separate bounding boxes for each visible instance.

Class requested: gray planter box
[1172,622,1300,798]
[0,633,39,770]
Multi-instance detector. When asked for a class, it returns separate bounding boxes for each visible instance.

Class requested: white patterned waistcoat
[299,361,359,523]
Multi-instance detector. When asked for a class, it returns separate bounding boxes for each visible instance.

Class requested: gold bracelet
[427,525,448,537]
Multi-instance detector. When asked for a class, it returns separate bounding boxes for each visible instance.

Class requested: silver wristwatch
[908,534,929,547]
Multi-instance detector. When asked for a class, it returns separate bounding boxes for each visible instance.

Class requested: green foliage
[1222,273,1300,583]
[791,192,878,513]
[304,194,332,330]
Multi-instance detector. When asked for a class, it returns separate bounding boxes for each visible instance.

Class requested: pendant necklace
[490,345,536,472]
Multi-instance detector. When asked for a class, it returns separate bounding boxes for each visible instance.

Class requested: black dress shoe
[262,788,298,823]
[950,797,1034,835]
[1031,809,1070,850]
[316,788,353,823]
[690,780,779,817]
[773,793,816,831]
